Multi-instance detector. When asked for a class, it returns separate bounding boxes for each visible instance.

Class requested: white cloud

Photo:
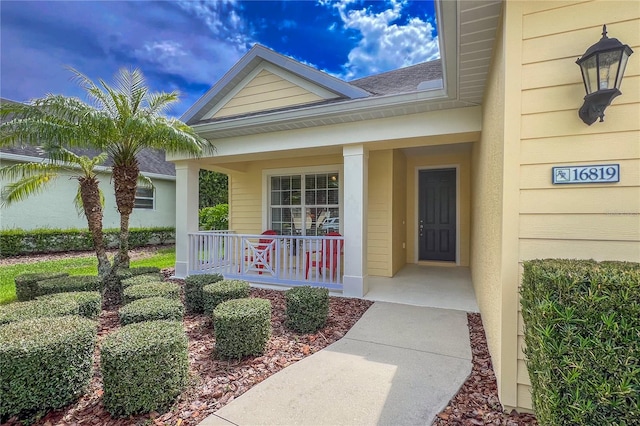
[324,0,439,80]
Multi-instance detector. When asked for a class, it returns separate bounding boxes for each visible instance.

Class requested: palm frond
[0,162,60,180]
[1,172,58,206]
[145,91,179,116]
[137,174,154,189]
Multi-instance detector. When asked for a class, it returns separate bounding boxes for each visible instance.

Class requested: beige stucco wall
[0,159,176,231]
[214,69,324,119]
[405,145,472,266]
[471,2,507,405]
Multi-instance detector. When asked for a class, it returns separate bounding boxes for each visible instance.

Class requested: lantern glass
[616,51,630,88]
[580,55,598,94]
[597,50,622,90]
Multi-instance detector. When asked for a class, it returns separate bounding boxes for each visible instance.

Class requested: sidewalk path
[200,302,472,426]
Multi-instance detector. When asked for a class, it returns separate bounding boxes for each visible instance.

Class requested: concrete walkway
[200,302,472,426]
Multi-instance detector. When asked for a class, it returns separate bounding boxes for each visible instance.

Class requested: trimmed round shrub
[0,298,81,325]
[184,273,223,314]
[37,275,101,296]
[285,286,330,333]
[15,272,69,301]
[38,291,102,320]
[203,279,250,314]
[119,297,184,325]
[213,298,271,359]
[0,316,97,421]
[101,320,188,416]
[121,273,164,289]
[123,282,180,305]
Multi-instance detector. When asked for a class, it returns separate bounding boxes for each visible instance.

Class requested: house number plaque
[552,164,620,184]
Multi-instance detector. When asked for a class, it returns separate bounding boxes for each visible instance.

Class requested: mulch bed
[434,313,538,425]
[4,280,373,426]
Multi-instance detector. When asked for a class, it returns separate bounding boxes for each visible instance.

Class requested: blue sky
[1,0,439,117]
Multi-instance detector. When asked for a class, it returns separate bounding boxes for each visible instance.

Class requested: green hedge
[15,272,69,301]
[38,292,102,320]
[203,279,250,315]
[115,267,162,283]
[123,282,180,305]
[521,259,640,426]
[285,286,330,333]
[0,298,81,325]
[184,273,223,314]
[119,297,184,325]
[121,273,164,289]
[0,316,97,422]
[213,298,271,359]
[0,227,175,257]
[101,320,188,416]
[37,275,101,296]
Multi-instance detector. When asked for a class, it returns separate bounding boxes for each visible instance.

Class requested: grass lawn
[0,247,176,305]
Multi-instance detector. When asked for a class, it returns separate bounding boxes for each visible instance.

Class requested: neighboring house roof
[0,98,176,178]
[0,145,176,177]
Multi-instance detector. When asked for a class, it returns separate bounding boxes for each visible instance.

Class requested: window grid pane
[269,173,340,236]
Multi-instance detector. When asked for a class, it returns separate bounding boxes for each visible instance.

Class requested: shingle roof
[0,145,175,177]
[350,59,443,96]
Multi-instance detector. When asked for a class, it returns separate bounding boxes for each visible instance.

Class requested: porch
[188,231,345,291]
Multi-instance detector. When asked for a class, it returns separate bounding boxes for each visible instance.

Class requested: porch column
[342,144,369,297]
[174,161,199,279]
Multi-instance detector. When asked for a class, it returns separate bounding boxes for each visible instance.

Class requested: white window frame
[134,187,155,210]
[262,164,343,235]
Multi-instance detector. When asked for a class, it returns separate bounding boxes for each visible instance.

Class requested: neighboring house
[0,141,177,230]
[168,0,639,413]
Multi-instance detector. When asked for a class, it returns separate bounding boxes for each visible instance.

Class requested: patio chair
[305,232,343,280]
[242,230,277,275]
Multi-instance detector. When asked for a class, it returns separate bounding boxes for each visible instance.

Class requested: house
[168,0,640,413]
[0,139,177,230]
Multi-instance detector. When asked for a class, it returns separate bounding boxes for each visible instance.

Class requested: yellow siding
[214,70,324,119]
[228,154,343,235]
[367,150,393,277]
[391,150,407,275]
[512,0,640,412]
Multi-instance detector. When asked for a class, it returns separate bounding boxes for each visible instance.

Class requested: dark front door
[418,169,456,261]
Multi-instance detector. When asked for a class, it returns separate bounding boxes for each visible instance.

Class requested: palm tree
[69,68,214,268]
[0,146,112,277]
[1,68,214,271]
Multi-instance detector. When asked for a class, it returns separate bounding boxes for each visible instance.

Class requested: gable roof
[182,44,373,125]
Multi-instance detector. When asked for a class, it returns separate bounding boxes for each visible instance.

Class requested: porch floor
[364,264,479,312]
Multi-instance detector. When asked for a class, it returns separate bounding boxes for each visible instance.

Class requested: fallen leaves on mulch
[433,313,538,426]
[5,283,373,426]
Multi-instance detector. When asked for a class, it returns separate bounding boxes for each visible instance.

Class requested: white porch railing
[188,231,344,291]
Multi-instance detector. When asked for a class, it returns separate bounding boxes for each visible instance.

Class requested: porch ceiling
[185,1,502,142]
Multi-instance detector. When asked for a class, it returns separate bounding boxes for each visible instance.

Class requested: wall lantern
[576,25,633,125]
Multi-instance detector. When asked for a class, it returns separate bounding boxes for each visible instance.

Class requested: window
[134,187,154,209]
[269,172,339,236]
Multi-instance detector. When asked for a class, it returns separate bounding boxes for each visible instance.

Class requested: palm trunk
[112,162,139,270]
[78,176,111,278]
